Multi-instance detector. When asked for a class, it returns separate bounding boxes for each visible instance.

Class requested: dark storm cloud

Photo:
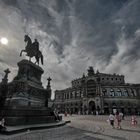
[0,0,140,98]
[112,0,140,62]
[73,0,129,62]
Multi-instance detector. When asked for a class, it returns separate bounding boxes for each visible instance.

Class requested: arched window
[133,103,137,107]
[110,89,115,96]
[130,89,137,97]
[120,102,124,107]
[112,102,117,108]
[77,90,80,97]
[58,95,61,99]
[123,89,128,96]
[102,88,107,96]
[116,89,122,96]
[75,91,77,98]
[67,93,69,99]
[71,91,75,98]
[130,89,134,97]
[64,93,66,99]
[104,102,109,107]
[81,90,84,97]
[104,103,109,114]
[128,102,131,107]
[70,92,72,98]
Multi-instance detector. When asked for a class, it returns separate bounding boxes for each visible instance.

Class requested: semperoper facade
[54,67,140,115]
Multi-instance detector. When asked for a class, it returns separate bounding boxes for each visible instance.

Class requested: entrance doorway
[121,108,124,114]
[135,108,138,115]
[89,101,95,114]
[104,107,109,114]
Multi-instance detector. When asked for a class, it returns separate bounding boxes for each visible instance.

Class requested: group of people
[108,111,137,129]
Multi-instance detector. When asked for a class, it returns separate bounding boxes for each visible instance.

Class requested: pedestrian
[0,118,6,132]
[122,113,125,120]
[108,112,115,128]
[70,110,73,116]
[131,114,137,127]
[119,112,123,120]
[115,111,122,129]
[64,111,67,117]
[96,110,99,115]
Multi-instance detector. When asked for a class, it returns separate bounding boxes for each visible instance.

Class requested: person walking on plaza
[108,112,115,128]
[64,111,67,117]
[122,113,125,120]
[115,111,122,129]
[131,114,137,127]
[0,118,6,131]
[119,112,123,120]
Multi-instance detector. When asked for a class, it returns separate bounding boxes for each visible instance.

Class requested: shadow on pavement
[120,128,140,133]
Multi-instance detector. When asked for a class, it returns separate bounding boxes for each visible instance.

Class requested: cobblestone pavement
[63,115,140,140]
[0,115,139,140]
[0,125,101,140]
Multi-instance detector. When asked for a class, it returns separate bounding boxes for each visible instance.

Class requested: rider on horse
[32,39,39,52]
[20,35,43,65]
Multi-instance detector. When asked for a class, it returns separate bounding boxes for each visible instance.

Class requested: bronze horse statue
[20,35,43,65]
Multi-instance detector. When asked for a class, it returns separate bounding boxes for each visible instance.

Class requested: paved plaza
[0,125,100,140]
[0,115,139,140]
[64,115,140,140]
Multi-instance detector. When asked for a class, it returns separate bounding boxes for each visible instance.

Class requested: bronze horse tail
[35,51,43,65]
[41,53,43,65]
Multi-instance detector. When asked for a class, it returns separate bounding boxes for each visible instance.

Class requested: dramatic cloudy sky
[0,0,140,98]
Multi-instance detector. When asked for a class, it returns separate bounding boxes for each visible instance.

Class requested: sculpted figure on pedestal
[20,35,43,65]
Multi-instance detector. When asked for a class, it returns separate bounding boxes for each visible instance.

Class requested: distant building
[54,67,140,115]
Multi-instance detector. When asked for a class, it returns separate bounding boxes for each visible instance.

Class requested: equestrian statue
[20,35,43,65]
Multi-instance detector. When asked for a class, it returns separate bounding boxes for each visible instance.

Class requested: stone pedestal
[0,59,55,126]
[8,59,47,108]
[15,59,44,86]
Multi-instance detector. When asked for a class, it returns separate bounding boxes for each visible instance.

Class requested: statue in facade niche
[20,35,43,65]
